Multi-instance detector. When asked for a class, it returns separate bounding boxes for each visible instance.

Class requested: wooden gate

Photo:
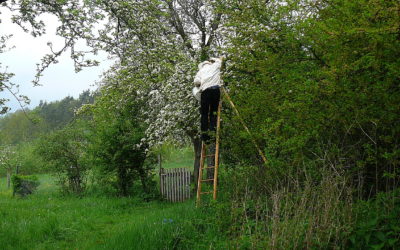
[160,168,192,202]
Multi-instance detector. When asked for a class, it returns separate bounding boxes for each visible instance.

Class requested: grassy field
[158,146,194,169]
[0,148,228,250]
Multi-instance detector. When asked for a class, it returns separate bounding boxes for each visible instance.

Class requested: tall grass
[213,165,356,249]
[159,146,194,169]
[0,174,229,249]
[2,146,397,249]
[0,147,229,250]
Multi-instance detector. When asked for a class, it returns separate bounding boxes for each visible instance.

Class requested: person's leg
[200,89,212,142]
[208,88,221,132]
[206,88,220,175]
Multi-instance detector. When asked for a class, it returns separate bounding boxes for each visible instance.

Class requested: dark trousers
[200,87,220,142]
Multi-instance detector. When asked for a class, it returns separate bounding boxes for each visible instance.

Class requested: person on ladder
[193,56,224,184]
[193,56,224,143]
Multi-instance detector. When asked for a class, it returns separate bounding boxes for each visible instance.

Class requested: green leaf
[367,218,378,227]
[376,231,386,242]
[371,243,385,250]
[388,238,398,246]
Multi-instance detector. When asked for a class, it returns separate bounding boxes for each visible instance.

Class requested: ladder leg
[196,142,206,206]
[213,101,222,200]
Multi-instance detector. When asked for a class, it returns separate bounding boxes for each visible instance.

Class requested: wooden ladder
[196,101,222,205]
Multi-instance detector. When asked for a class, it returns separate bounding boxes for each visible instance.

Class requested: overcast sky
[0,7,113,114]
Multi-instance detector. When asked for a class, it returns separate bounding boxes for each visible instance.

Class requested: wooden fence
[160,168,192,202]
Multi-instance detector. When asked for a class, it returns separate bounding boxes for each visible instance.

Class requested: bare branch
[206,12,222,47]
[3,83,36,123]
[164,0,195,56]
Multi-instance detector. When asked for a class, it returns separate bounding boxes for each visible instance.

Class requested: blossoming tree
[0,145,16,188]
[3,0,225,180]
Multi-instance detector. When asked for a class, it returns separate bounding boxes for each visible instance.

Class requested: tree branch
[164,0,195,56]
[206,12,222,47]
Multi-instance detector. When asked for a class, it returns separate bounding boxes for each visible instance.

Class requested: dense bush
[221,0,400,195]
[11,175,40,197]
[14,142,48,175]
[85,74,157,197]
[212,0,400,248]
[348,189,400,249]
[35,122,89,194]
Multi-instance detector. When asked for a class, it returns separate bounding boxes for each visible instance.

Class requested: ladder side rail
[213,101,222,200]
[196,143,206,205]
[221,88,267,164]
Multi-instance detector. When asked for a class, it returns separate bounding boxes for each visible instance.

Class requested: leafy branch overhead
[1,1,224,147]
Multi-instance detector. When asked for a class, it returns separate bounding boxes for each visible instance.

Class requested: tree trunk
[7,170,11,189]
[138,167,149,195]
[158,154,162,195]
[192,136,202,191]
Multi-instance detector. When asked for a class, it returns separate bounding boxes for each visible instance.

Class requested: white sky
[0,7,113,114]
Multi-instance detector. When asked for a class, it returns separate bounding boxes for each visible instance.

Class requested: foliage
[209,0,400,248]
[348,189,400,249]
[0,90,95,146]
[208,165,353,249]
[85,73,156,197]
[11,174,39,197]
[0,33,30,114]
[0,145,17,188]
[12,141,48,175]
[35,122,89,194]
[1,0,399,248]
[37,90,95,131]
[0,110,42,145]
[0,145,16,173]
[2,0,227,176]
[221,0,400,194]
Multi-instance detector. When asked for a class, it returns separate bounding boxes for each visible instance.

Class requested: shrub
[221,0,400,197]
[87,79,156,197]
[35,123,88,194]
[348,189,400,249]
[11,175,40,197]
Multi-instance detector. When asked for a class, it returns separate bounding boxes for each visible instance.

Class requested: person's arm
[194,72,201,87]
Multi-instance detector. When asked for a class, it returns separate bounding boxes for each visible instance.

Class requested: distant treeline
[0,90,95,146]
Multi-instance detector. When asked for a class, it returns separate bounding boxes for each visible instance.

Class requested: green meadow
[0,152,228,250]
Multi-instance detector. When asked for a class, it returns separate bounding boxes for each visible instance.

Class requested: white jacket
[193,58,223,92]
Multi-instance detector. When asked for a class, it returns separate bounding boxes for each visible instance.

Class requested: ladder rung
[205,154,215,158]
[200,179,214,182]
[201,166,215,169]
[200,191,213,195]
